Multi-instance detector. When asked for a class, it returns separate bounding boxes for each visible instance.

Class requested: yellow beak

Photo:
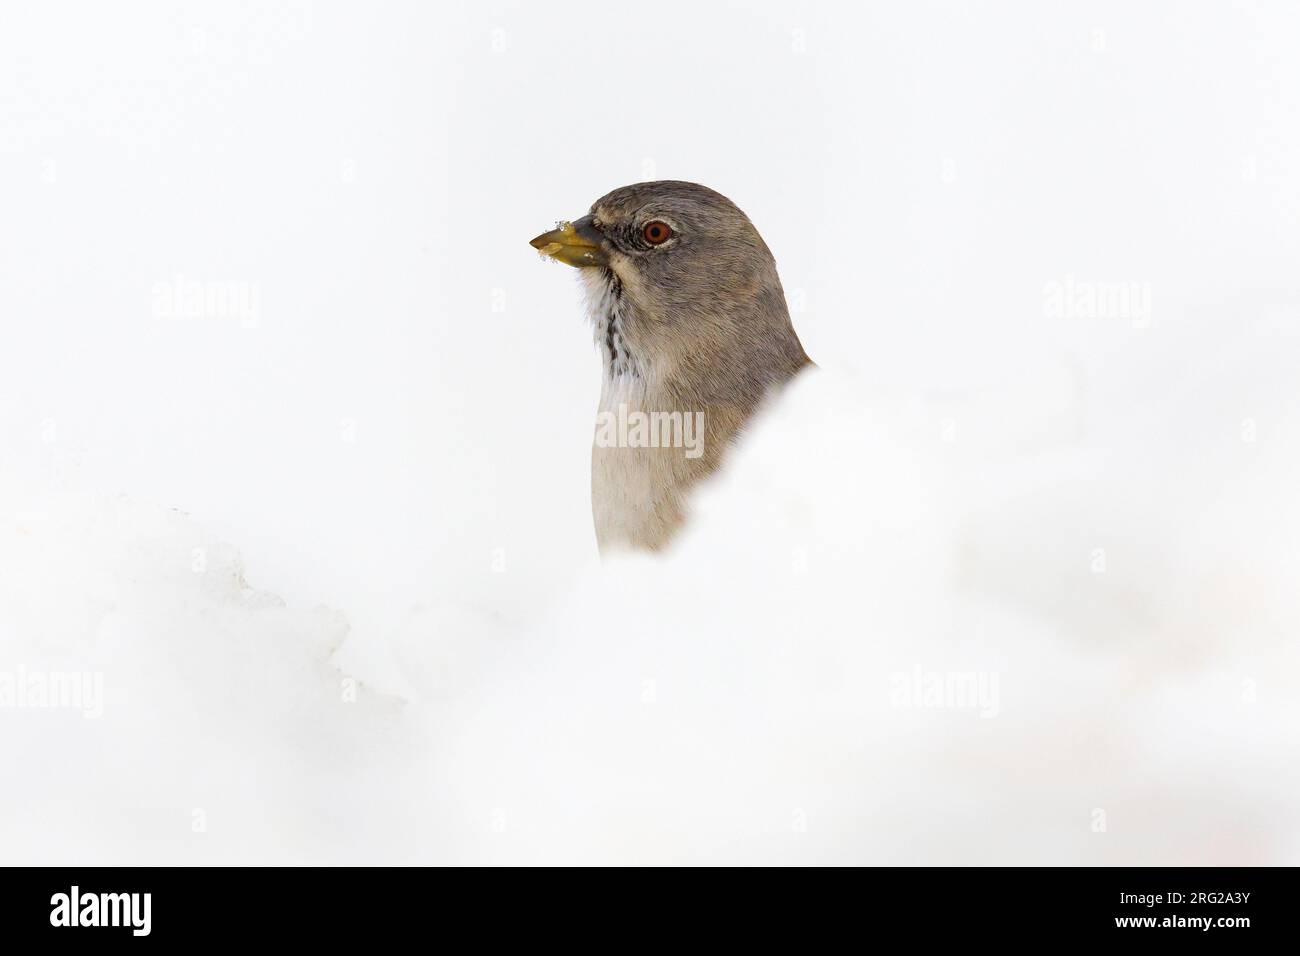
[529,215,608,268]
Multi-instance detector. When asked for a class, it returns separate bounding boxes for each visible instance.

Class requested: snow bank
[4,311,1297,864]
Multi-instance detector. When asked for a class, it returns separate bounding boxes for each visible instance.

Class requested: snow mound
[429,362,1300,864]
[3,313,1298,864]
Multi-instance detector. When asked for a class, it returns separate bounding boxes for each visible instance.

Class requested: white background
[1,1,1298,864]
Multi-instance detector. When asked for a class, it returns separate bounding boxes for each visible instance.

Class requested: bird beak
[529,215,609,268]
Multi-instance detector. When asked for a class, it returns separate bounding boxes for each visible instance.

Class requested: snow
[2,1,1298,865]
[4,329,1298,863]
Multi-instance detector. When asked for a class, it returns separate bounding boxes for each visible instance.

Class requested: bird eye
[642,220,673,245]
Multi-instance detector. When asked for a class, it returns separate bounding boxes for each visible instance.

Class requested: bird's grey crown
[590,180,744,220]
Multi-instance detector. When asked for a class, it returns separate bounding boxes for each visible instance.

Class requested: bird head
[531,181,775,308]
[530,181,809,396]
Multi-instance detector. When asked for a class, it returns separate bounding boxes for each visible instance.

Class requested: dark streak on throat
[603,269,627,373]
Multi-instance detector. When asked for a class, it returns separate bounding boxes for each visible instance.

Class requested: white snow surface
[2,0,1299,865]
[4,315,1298,864]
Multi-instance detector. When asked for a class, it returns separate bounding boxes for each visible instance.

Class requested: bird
[530,181,812,553]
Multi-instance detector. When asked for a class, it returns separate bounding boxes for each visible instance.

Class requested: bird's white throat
[579,267,643,390]
[579,266,702,552]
